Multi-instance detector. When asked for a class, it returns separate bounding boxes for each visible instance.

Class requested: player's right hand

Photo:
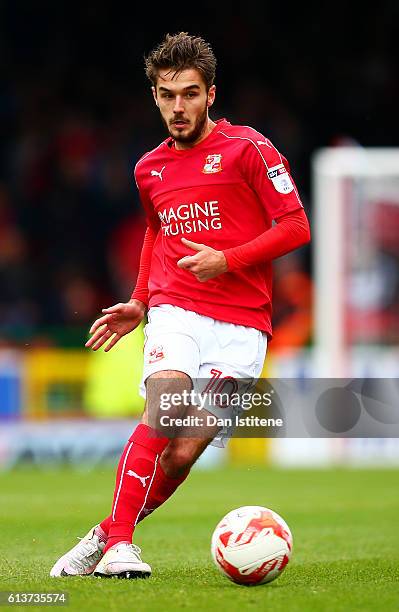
[85,299,146,352]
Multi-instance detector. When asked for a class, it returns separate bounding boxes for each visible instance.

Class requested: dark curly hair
[145,32,217,90]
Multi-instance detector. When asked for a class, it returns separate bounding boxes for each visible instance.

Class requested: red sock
[100,458,190,536]
[103,423,169,553]
[99,516,112,536]
[136,460,190,522]
[99,434,134,536]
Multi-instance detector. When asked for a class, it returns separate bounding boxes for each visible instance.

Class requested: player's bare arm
[85,299,146,352]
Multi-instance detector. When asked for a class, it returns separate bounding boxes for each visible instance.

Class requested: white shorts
[140,304,267,444]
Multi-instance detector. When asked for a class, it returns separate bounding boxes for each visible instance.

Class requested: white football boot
[93,543,151,579]
[50,525,106,577]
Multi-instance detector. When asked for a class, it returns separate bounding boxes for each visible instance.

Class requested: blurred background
[0,2,398,469]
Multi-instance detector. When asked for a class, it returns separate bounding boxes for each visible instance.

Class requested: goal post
[312,147,399,376]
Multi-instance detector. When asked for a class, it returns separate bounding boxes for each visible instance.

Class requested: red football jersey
[134,119,303,334]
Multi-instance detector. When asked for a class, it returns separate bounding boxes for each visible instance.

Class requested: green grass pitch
[1,465,399,611]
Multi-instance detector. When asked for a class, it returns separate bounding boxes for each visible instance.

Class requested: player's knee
[162,443,195,478]
[145,371,192,421]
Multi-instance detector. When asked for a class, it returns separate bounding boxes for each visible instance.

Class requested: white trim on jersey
[266,139,302,207]
[268,140,283,165]
[219,130,303,208]
[242,127,273,148]
[219,131,271,171]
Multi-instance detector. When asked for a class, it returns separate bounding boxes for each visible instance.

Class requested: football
[211,505,293,585]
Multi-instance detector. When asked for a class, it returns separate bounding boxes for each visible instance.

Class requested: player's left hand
[177,237,228,282]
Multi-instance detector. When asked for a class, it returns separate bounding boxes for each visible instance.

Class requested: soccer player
[50,32,310,578]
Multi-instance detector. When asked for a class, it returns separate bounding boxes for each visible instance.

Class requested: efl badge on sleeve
[203,154,223,174]
[267,164,294,194]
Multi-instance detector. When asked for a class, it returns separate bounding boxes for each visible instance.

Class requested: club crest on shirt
[267,164,294,194]
[202,154,223,174]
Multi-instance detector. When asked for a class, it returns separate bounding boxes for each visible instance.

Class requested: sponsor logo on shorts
[148,345,165,364]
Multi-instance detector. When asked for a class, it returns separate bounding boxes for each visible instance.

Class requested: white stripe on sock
[112,441,134,521]
[133,453,159,527]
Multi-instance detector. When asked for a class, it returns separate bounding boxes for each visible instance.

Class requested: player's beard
[165,104,208,145]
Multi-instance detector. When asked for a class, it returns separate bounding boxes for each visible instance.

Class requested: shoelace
[67,536,103,572]
[68,540,143,571]
[124,544,142,560]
